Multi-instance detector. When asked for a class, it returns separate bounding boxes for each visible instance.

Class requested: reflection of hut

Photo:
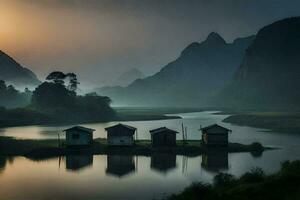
[0,156,8,174]
[201,151,228,172]
[151,153,177,174]
[149,127,178,147]
[105,124,136,146]
[200,124,231,146]
[66,155,93,171]
[63,126,95,146]
[106,155,135,177]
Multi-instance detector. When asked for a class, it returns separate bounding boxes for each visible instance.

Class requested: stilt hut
[105,123,136,146]
[200,124,231,146]
[149,127,178,147]
[63,126,95,146]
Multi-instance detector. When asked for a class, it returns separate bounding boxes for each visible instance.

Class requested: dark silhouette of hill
[97,33,254,107]
[0,50,40,88]
[218,17,300,109]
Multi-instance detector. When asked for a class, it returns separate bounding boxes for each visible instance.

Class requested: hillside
[97,33,254,107]
[218,17,300,109]
[0,50,40,88]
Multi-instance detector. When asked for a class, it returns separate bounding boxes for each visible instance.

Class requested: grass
[0,136,266,158]
[223,111,300,134]
[166,160,300,200]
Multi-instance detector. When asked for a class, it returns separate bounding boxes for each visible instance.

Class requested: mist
[1,0,300,88]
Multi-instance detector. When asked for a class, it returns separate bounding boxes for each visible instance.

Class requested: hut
[149,127,178,147]
[200,124,231,146]
[63,126,95,146]
[105,123,136,146]
[106,155,135,178]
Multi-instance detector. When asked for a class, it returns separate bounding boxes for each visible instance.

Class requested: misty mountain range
[96,32,255,106]
[0,50,40,88]
[1,17,300,109]
[217,17,300,109]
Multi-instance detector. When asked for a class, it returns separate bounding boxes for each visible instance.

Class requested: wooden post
[185,126,188,141]
[136,129,138,141]
[184,126,188,144]
[181,123,185,144]
[58,133,60,147]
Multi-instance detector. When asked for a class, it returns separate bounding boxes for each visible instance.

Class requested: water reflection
[65,155,93,172]
[201,151,229,172]
[0,157,7,174]
[0,156,14,175]
[151,153,177,174]
[106,155,136,178]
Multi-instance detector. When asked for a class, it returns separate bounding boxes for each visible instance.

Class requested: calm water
[0,111,300,200]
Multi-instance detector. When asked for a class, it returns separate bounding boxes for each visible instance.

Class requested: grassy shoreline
[223,112,300,134]
[0,136,268,159]
[0,107,208,128]
[165,160,300,200]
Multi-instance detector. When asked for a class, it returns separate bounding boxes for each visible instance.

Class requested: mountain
[218,17,300,109]
[0,50,40,88]
[113,68,145,87]
[96,32,254,107]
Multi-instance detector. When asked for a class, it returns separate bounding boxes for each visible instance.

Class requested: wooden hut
[105,123,136,146]
[149,127,178,147]
[63,126,95,146]
[200,124,231,146]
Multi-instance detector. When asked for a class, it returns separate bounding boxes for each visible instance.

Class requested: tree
[46,71,67,85]
[0,80,31,108]
[66,73,80,91]
[31,82,76,111]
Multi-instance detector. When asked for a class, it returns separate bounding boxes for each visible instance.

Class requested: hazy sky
[1,0,300,88]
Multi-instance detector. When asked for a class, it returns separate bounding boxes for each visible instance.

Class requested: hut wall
[66,130,92,146]
[152,132,176,147]
[107,135,134,146]
[206,134,228,146]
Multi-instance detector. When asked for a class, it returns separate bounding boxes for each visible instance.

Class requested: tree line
[0,71,116,125]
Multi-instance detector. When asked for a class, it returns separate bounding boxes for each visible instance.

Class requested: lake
[0,111,300,200]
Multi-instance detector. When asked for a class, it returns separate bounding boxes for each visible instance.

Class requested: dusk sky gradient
[1,0,300,87]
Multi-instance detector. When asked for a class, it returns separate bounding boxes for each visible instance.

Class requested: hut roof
[149,127,178,135]
[105,123,137,131]
[200,124,231,133]
[63,126,95,133]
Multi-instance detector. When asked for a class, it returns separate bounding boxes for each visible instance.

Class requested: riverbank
[223,112,300,134]
[0,107,206,128]
[0,137,268,159]
[165,160,300,200]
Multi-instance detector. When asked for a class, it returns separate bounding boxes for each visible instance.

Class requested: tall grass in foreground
[166,160,300,200]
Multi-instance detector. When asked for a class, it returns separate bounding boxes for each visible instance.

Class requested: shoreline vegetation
[165,160,300,200]
[0,136,268,160]
[222,112,300,134]
[0,107,205,128]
